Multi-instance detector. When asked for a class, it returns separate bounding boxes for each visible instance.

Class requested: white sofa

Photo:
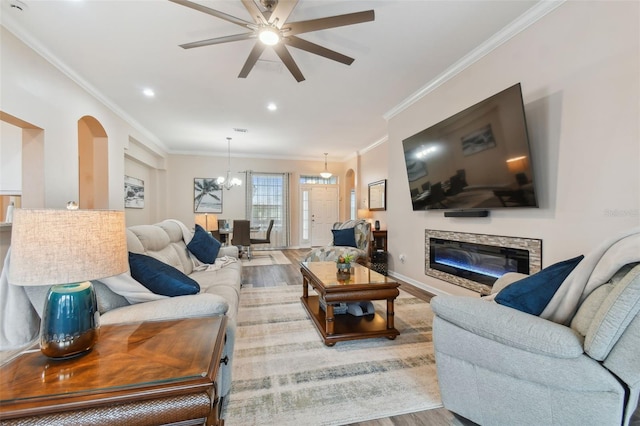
[16,219,242,400]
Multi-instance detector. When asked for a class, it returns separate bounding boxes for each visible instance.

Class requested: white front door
[310,186,339,246]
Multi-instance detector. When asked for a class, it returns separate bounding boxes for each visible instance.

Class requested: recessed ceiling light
[267,103,277,111]
[143,88,155,97]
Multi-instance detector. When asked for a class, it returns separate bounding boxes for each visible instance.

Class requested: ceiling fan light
[259,28,280,46]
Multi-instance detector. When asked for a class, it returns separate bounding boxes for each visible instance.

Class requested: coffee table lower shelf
[300,295,399,346]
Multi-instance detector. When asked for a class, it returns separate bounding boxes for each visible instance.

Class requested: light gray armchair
[302,219,371,265]
[431,262,640,426]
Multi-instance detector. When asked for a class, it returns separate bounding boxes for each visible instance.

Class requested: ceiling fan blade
[238,42,267,78]
[240,0,268,24]
[169,0,253,28]
[286,10,375,36]
[273,44,305,82]
[269,0,299,28]
[284,36,354,65]
[180,32,256,49]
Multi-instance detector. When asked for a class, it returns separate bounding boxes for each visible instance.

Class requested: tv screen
[402,83,538,212]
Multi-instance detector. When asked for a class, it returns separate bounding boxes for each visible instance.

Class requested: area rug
[241,250,292,267]
[222,285,442,426]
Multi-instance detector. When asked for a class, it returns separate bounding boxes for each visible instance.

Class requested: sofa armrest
[218,245,239,259]
[100,293,229,325]
[431,295,584,358]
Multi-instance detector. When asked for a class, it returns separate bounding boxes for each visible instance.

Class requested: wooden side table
[0,316,227,426]
[370,230,388,275]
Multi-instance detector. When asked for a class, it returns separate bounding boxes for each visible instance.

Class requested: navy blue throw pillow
[187,224,221,264]
[128,252,200,297]
[332,228,358,248]
[495,254,585,315]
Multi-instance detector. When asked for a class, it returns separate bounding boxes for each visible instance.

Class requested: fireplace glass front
[429,238,530,286]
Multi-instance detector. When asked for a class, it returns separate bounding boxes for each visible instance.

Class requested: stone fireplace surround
[425,229,542,295]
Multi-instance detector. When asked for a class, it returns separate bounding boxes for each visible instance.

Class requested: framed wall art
[124,175,144,209]
[368,179,387,211]
[194,178,223,213]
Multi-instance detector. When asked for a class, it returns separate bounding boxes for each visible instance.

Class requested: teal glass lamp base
[40,281,100,359]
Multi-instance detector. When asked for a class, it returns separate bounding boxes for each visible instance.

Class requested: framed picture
[368,179,387,211]
[124,175,144,209]
[461,124,496,156]
[194,178,223,213]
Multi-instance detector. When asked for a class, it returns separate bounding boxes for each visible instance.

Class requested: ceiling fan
[169,0,375,82]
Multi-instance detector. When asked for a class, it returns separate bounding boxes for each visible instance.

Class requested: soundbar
[444,210,490,218]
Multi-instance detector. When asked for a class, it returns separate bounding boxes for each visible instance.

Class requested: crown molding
[383,0,565,121]
[358,135,388,156]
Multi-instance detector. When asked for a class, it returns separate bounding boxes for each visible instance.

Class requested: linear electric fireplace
[425,230,542,295]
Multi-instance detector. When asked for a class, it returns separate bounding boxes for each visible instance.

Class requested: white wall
[0,121,22,193]
[360,141,389,229]
[0,28,165,210]
[385,1,640,296]
[166,154,351,246]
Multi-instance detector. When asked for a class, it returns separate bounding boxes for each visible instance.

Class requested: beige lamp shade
[357,209,372,219]
[9,209,128,286]
[195,213,218,231]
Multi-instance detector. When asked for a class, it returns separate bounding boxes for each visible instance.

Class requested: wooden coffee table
[300,261,400,346]
[0,316,227,426]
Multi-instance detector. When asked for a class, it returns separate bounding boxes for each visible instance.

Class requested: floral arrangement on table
[336,254,354,273]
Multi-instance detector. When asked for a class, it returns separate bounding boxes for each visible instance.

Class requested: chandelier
[217,137,242,190]
[320,153,332,179]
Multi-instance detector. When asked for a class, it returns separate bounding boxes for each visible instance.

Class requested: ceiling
[1,0,541,161]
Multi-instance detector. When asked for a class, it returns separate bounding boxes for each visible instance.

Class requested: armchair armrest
[100,293,229,325]
[431,295,584,358]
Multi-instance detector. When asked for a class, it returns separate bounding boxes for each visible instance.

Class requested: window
[300,175,338,185]
[350,189,356,220]
[300,189,309,241]
[246,172,289,247]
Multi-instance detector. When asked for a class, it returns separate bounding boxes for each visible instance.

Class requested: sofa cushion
[584,263,640,360]
[571,283,613,337]
[495,255,584,315]
[128,252,200,297]
[332,228,357,248]
[333,219,370,252]
[187,224,222,264]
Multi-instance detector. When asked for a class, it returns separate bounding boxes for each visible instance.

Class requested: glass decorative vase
[337,262,351,273]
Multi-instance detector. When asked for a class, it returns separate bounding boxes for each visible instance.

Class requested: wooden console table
[0,316,227,426]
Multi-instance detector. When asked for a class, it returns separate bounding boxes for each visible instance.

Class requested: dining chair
[231,220,252,259]
[250,219,274,249]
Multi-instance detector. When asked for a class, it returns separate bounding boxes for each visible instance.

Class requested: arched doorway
[78,116,108,209]
[345,169,356,219]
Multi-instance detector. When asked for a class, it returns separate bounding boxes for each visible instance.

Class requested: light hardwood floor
[243,249,639,426]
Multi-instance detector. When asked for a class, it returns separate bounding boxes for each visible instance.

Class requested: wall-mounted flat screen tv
[402,83,538,212]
